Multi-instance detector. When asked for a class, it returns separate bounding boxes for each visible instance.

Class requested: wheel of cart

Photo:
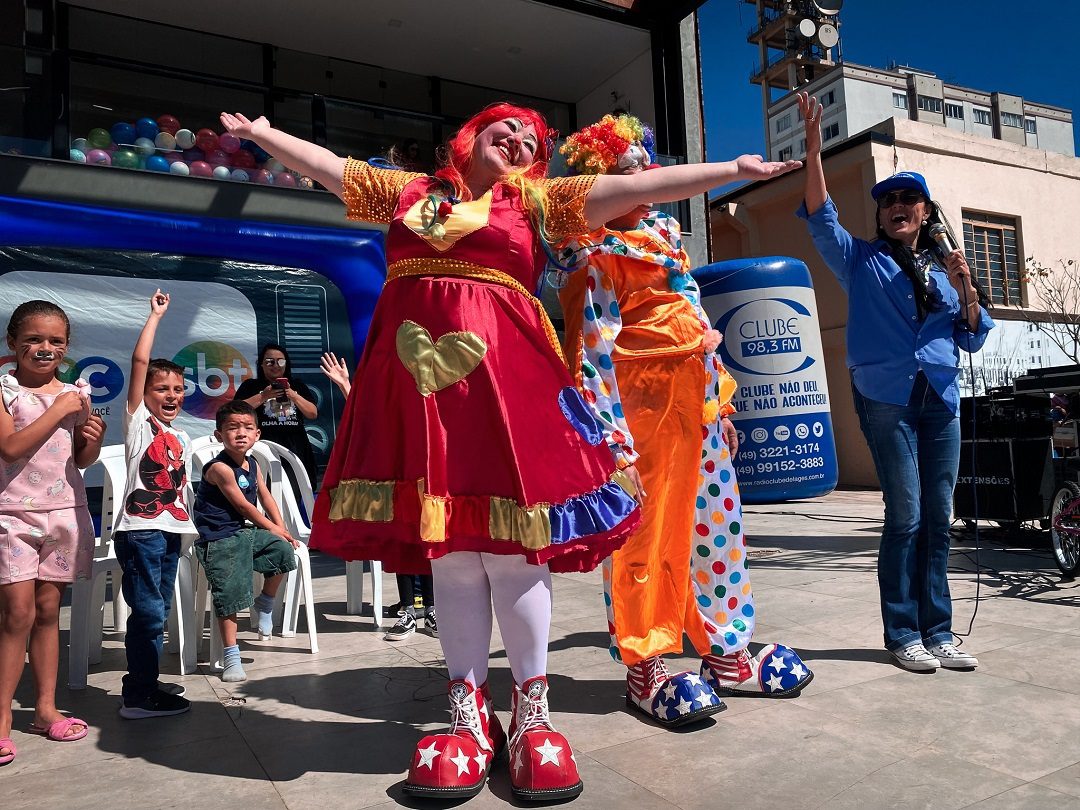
[1050,480,1080,577]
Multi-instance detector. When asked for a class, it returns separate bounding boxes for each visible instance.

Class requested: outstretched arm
[798,92,827,215]
[583,154,800,231]
[220,113,346,199]
[129,290,168,415]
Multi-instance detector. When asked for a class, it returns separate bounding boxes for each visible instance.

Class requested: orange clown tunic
[558,213,738,666]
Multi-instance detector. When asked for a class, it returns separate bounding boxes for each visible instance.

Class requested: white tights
[431,552,552,688]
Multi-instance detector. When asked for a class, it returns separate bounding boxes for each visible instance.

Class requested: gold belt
[385,258,565,364]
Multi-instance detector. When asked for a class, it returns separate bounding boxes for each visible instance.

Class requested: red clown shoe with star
[701,643,813,698]
[507,676,583,802]
[403,679,505,798]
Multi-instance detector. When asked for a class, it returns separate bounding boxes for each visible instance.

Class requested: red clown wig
[435,102,553,201]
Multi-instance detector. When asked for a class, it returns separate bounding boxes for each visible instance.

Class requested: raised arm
[220,113,346,199]
[798,92,827,215]
[582,154,800,231]
[128,290,168,415]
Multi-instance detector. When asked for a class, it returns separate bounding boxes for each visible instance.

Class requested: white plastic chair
[69,444,126,689]
[259,440,383,628]
[188,438,318,668]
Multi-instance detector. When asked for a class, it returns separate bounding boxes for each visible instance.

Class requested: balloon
[85,149,111,166]
[230,149,255,169]
[145,155,170,172]
[218,132,241,154]
[112,149,139,169]
[265,158,285,173]
[189,160,213,177]
[169,160,190,176]
[69,148,87,163]
[134,137,156,156]
[157,114,180,135]
[211,165,231,180]
[251,169,273,184]
[164,151,185,164]
[134,117,159,141]
[297,176,315,189]
[182,148,205,163]
[174,128,196,149]
[109,122,136,146]
[154,132,176,151]
[229,169,250,182]
[205,148,230,166]
[251,145,271,164]
[87,128,112,149]
[274,171,297,188]
[195,128,218,153]
[71,137,88,151]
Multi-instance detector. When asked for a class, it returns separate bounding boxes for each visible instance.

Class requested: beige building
[710,116,1080,487]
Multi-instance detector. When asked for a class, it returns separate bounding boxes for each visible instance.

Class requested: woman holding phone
[235,343,318,487]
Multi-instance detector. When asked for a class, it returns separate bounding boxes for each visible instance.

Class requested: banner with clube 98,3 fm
[695,257,838,503]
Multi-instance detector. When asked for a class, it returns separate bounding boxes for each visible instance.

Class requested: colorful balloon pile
[68,113,316,189]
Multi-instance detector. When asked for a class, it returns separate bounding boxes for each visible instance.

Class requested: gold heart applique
[396,320,487,397]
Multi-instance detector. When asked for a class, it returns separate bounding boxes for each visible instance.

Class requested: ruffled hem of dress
[310,473,641,574]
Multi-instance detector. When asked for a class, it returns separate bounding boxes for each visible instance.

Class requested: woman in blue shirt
[795,91,993,672]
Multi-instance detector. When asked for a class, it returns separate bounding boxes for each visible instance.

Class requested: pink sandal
[0,737,15,765]
[27,716,88,742]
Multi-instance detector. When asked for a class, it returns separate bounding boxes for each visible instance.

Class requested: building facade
[711,117,1080,487]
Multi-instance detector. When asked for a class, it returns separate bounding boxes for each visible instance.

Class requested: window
[820,90,836,107]
[823,122,839,141]
[963,211,1022,306]
[798,137,806,154]
[778,146,792,161]
[973,107,992,125]
[945,103,964,120]
[917,95,943,114]
[893,92,908,109]
[775,114,792,134]
[1002,112,1023,128]
[1025,117,1037,134]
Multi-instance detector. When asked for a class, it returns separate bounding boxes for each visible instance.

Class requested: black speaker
[959,393,1052,441]
[953,438,1054,521]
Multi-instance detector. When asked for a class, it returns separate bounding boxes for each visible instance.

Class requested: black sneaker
[158,682,186,697]
[425,608,438,638]
[119,690,191,719]
[384,611,417,641]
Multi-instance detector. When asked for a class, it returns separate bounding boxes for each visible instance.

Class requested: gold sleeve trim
[542,174,598,242]
[342,157,425,225]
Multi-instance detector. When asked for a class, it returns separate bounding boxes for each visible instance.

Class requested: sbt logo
[173,341,254,419]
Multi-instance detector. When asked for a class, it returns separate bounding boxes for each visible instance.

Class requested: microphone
[928,223,956,259]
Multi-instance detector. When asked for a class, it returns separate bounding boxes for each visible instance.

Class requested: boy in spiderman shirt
[114,290,193,719]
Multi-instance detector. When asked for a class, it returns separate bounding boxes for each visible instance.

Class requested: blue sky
[699,1,1078,167]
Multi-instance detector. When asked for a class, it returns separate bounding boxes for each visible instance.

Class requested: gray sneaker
[891,642,940,671]
[926,642,978,669]
[424,608,438,638]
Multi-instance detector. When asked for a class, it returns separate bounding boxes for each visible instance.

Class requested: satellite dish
[818,22,840,48]
[813,0,843,14]
[797,18,817,38]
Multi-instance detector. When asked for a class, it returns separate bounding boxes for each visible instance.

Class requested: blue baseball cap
[871,171,931,201]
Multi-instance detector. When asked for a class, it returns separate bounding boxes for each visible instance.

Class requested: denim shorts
[195,528,297,618]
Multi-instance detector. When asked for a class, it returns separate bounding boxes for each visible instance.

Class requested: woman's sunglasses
[877,190,925,208]
[262,358,287,366]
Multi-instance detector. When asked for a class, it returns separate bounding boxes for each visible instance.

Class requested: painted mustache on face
[33,350,57,361]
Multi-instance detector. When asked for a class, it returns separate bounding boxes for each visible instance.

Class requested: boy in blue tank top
[193,400,297,683]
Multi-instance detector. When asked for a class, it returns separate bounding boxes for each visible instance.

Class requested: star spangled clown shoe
[403,679,505,799]
[507,676,583,803]
[626,656,725,728]
[701,644,813,698]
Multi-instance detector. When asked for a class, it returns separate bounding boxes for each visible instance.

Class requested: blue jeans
[851,373,959,651]
[114,529,181,704]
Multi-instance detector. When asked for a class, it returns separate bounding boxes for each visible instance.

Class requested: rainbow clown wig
[561,114,656,175]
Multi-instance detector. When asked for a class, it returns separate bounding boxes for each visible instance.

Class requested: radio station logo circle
[172,341,253,418]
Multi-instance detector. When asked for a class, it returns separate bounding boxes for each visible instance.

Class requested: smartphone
[273,377,290,400]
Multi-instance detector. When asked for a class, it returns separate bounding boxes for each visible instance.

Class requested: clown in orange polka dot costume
[558,115,813,726]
